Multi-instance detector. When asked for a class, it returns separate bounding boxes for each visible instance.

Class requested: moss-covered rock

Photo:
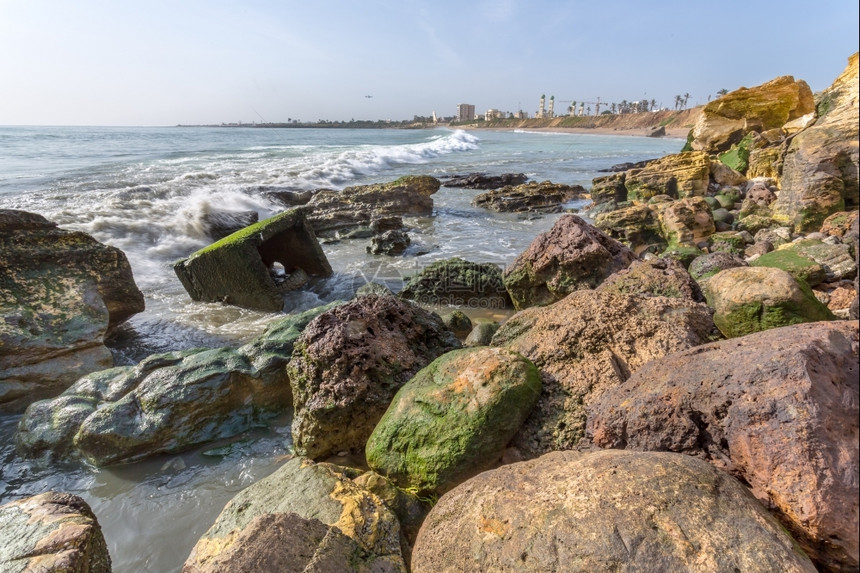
[173,208,332,312]
[707,231,748,255]
[366,347,540,495]
[399,257,510,309]
[473,181,586,213]
[718,131,756,173]
[596,258,704,301]
[691,75,815,153]
[594,204,665,254]
[750,248,827,287]
[625,151,710,201]
[757,239,856,283]
[704,266,835,338]
[657,196,715,247]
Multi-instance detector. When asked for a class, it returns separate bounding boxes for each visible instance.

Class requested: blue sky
[1,0,858,126]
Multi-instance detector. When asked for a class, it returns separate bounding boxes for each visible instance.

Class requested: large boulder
[287,295,461,460]
[587,320,859,572]
[596,257,704,301]
[399,257,511,309]
[752,239,856,286]
[656,195,716,247]
[589,171,627,206]
[412,450,816,573]
[594,203,665,254]
[624,151,710,201]
[704,266,834,338]
[490,290,715,458]
[690,75,815,153]
[0,491,112,573]
[772,53,860,231]
[366,347,540,495]
[1,210,144,413]
[688,251,748,285]
[17,303,337,465]
[503,215,636,310]
[184,457,406,573]
[472,181,585,213]
[306,175,440,235]
[174,207,332,312]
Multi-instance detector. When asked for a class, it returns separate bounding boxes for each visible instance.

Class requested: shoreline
[458,124,690,139]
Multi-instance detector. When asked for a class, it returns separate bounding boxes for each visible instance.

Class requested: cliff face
[478,107,702,132]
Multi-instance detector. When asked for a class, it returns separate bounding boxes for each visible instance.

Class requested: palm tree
[674,95,682,110]
[717,88,729,96]
[683,93,690,108]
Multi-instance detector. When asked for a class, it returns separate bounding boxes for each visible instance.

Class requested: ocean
[0,125,683,571]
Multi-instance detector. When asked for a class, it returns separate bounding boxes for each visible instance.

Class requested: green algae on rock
[366,347,540,495]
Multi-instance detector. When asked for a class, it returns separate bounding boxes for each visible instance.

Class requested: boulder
[173,207,332,312]
[1,210,144,413]
[411,450,816,573]
[0,491,111,573]
[657,196,715,247]
[624,151,710,201]
[366,347,540,495]
[819,209,860,241]
[587,320,859,571]
[367,229,411,256]
[17,303,337,465]
[441,172,527,189]
[440,310,472,339]
[710,160,748,186]
[707,230,749,256]
[594,203,664,253]
[399,257,511,309]
[752,239,856,286]
[589,172,627,205]
[306,175,440,235]
[287,295,461,460]
[646,125,666,137]
[472,181,586,213]
[772,53,860,231]
[184,457,406,573]
[704,266,834,338]
[596,257,704,301]
[503,215,636,310]
[490,290,715,458]
[463,321,500,347]
[688,251,748,285]
[690,75,815,153]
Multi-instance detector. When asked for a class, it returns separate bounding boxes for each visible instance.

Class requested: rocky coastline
[1,53,858,572]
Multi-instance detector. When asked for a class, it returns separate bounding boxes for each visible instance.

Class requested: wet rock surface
[472,180,585,213]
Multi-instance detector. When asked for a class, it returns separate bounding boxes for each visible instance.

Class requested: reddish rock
[490,290,715,458]
[412,450,816,573]
[586,320,860,571]
[287,295,461,460]
[596,257,704,302]
[502,215,636,309]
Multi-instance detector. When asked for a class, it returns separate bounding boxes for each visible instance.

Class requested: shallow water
[0,126,683,571]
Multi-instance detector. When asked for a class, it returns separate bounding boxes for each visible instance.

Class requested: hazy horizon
[1,0,858,127]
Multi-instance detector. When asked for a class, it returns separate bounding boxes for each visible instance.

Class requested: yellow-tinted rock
[624,151,710,202]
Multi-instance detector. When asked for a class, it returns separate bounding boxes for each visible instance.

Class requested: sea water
[0,125,683,572]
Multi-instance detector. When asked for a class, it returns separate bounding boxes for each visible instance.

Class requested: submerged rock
[503,215,636,310]
[441,172,527,189]
[367,229,411,256]
[183,457,406,573]
[704,266,834,338]
[0,491,112,573]
[1,209,144,413]
[287,295,461,460]
[472,180,585,213]
[366,347,540,495]
[306,175,440,236]
[173,207,332,312]
[412,450,816,573]
[400,257,511,309]
[491,290,715,458]
[587,320,859,572]
[16,303,338,465]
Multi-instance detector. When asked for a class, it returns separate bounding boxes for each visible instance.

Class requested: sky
[1,0,858,126]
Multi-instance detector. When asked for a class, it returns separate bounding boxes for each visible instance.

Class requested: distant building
[514,110,529,119]
[456,103,476,122]
[485,108,504,120]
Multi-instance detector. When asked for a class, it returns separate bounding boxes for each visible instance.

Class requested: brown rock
[586,320,859,571]
[625,151,710,201]
[472,180,586,213]
[0,491,112,572]
[657,196,716,247]
[594,203,665,254]
[502,215,636,310]
[287,295,461,460]
[691,75,815,153]
[772,54,860,231]
[412,450,817,573]
[596,257,704,301]
[490,290,715,458]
